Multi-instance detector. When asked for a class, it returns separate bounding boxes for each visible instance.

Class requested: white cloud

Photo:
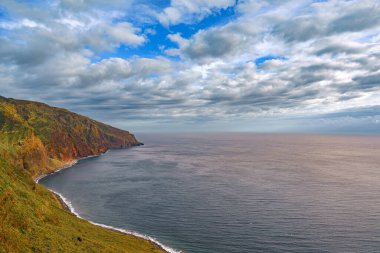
[158,0,235,26]
[0,18,50,31]
[158,7,182,26]
[107,22,145,45]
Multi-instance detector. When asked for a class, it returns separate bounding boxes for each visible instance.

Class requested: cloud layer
[1,0,380,133]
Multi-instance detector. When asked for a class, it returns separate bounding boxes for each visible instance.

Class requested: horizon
[1,0,380,134]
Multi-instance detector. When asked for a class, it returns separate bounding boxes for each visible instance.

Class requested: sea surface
[40,133,380,253]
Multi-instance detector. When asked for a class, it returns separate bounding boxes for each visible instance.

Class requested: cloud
[85,22,145,50]
[0,0,145,52]
[291,105,380,134]
[328,2,380,34]
[158,0,235,26]
[352,72,380,90]
[184,29,241,59]
[60,0,133,11]
[0,0,380,133]
[0,18,50,30]
[166,21,260,63]
[271,0,380,42]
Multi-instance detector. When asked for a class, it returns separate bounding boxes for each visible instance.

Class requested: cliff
[0,96,141,178]
[0,96,164,253]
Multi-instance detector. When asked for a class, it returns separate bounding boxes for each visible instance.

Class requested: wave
[37,151,181,253]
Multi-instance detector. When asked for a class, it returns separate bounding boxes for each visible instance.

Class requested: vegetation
[0,96,164,253]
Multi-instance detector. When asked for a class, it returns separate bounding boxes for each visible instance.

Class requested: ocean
[39,133,380,253]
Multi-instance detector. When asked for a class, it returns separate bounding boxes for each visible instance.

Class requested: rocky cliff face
[0,96,141,178]
[0,97,164,253]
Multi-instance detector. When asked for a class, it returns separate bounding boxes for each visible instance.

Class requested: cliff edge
[0,96,164,253]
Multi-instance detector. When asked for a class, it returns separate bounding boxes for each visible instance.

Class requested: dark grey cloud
[272,1,380,43]
[328,5,380,34]
[352,73,380,90]
[315,43,364,56]
[272,16,325,43]
[183,29,242,60]
[166,21,255,62]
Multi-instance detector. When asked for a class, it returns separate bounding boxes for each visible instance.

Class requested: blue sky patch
[255,55,288,67]
[95,4,238,61]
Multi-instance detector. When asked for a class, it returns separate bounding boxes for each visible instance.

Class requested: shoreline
[51,191,71,212]
[36,149,180,253]
[34,153,101,183]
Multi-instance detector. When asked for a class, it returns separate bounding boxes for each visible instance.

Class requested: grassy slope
[0,97,164,253]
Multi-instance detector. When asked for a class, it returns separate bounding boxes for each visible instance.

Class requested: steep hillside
[0,96,164,253]
[0,96,141,178]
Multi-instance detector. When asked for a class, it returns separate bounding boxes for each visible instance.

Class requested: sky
[0,0,380,134]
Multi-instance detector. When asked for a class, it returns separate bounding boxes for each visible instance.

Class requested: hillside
[0,96,164,253]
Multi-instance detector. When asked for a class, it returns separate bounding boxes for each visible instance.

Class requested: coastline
[34,153,101,183]
[34,160,78,183]
[36,150,180,253]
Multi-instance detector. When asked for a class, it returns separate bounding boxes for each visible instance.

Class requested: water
[40,133,380,253]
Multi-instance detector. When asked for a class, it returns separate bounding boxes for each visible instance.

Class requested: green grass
[0,96,165,253]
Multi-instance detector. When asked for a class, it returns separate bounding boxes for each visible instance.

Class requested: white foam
[48,189,81,217]
[89,222,181,253]
[36,151,181,253]
[47,189,180,253]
